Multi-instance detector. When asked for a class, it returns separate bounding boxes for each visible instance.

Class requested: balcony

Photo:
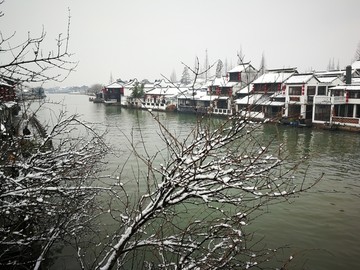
[332,96,346,104]
[314,96,331,105]
[313,96,346,105]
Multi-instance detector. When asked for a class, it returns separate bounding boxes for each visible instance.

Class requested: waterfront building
[236,68,295,120]
[0,78,20,136]
[103,81,124,105]
[283,73,319,125]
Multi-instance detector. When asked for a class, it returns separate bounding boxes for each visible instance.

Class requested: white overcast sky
[1,0,360,87]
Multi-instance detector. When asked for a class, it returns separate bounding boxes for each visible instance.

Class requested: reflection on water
[39,94,360,270]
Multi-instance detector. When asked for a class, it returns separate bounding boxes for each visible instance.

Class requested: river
[37,94,360,269]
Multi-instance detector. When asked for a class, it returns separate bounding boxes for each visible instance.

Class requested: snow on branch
[0,112,108,268]
[96,112,321,269]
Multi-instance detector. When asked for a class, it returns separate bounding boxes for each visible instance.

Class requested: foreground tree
[0,112,108,269]
[93,60,321,269]
[1,4,320,268]
[0,6,109,269]
[94,110,320,270]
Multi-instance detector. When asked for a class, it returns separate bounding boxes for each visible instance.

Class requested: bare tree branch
[0,8,78,84]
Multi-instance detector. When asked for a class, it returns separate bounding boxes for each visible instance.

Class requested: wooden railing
[332,117,360,124]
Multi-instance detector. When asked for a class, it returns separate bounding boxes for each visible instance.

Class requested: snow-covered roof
[153,79,172,88]
[226,81,239,87]
[237,85,253,94]
[209,77,227,86]
[106,82,124,88]
[146,86,184,96]
[123,79,139,87]
[0,79,12,87]
[177,89,207,100]
[352,78,360,84]
[330,85,360,91]
[228,63,251,73]
[285,74,316,84]
[317,76,338,83]
[235,94,268,105]
[236,93,284,106]
[270,91,286,98]
[252,72,293,84]
[266,100,285,106]
[314,70,345,77]
[199,95,219,101]
[352,60,360,70]
[188,81,208,90]
[3,101,18,108]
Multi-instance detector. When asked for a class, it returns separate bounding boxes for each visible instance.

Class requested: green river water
[37,94,360,269]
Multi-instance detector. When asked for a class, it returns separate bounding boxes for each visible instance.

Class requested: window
[333,90,343,96]
[349,92,357,98]
[356,105,360,118]
[314,105,331,121]
[307,86,316,96]
[289,86,302,95]
[347,104,354,117]
[317,86,326,95]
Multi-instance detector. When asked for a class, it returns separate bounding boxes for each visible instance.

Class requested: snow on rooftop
[106,82,124,88]
[3,101,18,108]
[270,91,286,98]
[177,89,207,99]
[146,86,184,96]
[236,94,268,105]
[330,85,360,91]
[210,77,228,86]
[226,81,239,87]
[352,78,360,84]
[352,60,360,70]
[228,64,250,73]
[285,74,315,84]
[200,95,219,101]
[0,79,12,87]
[252,72,293,84]
[237,85,252,94]
[314,70,345,77]
[317,76,339,83]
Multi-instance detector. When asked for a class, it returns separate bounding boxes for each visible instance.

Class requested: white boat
[104,99,119,105]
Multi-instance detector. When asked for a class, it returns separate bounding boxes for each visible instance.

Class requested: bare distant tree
[88,83,103,95]
[327,57,335,71]
[354,41,360,61]
[259,52,266,75]
[237,46,245,65]
[204,49,210,81]
[130,81,144,98]
[224,58,229,76]
[180,66,191,85]
[215,59,223,78]
[170,69,177,83]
